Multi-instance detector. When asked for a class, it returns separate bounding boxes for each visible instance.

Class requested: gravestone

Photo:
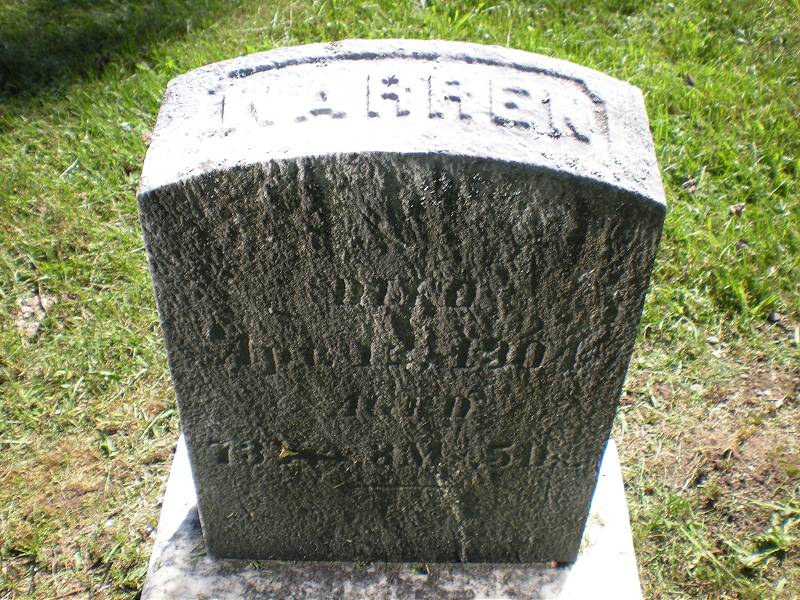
[138,39,665,564]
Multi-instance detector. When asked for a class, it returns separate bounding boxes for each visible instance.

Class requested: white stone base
[142,436,642,599]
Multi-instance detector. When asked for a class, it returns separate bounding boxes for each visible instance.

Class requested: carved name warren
[218,57,609,146]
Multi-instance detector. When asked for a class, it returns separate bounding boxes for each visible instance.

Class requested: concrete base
[142,436,642,599]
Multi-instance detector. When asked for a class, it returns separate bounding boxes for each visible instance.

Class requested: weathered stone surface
[141,436,644,599]
[138,39,665,563]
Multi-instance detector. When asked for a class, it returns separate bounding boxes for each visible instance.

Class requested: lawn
[1,0,798,598]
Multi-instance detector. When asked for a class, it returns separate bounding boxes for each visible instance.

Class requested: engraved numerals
[206,434,552,489]
[206,437,345,471]
[486,442,549,471]
[207,439,265,466]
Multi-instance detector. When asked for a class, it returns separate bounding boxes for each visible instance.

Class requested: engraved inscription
[205,434,562,490]
[246,329,548,374]
[219,60,607,145]
[237,272,560,376]
[429,77,473,121]
[367,74,411,117]
[487,442,553,470]
[295,89,347,122]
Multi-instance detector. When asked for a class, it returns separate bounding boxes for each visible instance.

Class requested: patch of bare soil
[672,367,798,522]
[621,361,799,530]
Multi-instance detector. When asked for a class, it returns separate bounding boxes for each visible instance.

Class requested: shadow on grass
[0,0,231,98]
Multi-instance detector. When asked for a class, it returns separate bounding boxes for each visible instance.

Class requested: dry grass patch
[620,354,800,598]
[0,380,177,599]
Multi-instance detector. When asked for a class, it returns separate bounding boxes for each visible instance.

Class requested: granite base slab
[141,436,642,599]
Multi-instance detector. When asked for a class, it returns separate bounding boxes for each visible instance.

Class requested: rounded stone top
[139,39,665,210]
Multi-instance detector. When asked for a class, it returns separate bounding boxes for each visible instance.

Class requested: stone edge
[141,435,643,599]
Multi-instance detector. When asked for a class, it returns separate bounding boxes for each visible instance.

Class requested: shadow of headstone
[0,0,230,97]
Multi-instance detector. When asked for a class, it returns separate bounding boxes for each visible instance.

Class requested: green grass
[1,0,798,598]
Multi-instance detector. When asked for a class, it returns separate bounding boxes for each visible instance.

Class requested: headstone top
[140,39,664,206]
